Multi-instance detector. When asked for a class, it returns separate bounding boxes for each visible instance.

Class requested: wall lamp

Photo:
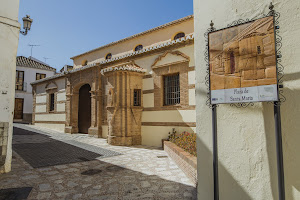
[20,15,33,35]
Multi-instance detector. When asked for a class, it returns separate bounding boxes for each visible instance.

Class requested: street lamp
[20,15,33,35]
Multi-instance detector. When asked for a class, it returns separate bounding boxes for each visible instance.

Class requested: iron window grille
[49,93,55,111]
[36,73,46,80]
[164,74,180,106]
[15,70,24,91]
[133,89,141,106]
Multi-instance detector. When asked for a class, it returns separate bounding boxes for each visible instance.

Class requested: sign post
[212,104,219,200]
[205,3,285,200]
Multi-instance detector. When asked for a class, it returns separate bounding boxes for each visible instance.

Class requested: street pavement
[0,124,197,200]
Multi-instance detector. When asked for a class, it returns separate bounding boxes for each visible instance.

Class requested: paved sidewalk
[0,124,197,199]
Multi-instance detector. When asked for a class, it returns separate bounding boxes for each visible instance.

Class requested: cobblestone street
[0,124,196,200]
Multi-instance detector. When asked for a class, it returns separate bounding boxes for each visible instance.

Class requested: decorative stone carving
[65,67,102,138]
[104,62,145,146]
[152,50,190,69]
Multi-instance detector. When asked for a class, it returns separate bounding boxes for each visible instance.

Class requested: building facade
[14,56,56,123]
[31,15,196,147]
[194,0,300,199]
[0,0,20,173]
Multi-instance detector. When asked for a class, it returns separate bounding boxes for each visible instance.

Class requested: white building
[0,0,20,173]
[14,56,56,123]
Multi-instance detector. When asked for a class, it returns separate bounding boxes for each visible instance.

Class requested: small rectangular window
[164,74,180,106]
[16,70,24,91]
[133,89,141,106]
[257,46,262,54]
[49,93,55,111]
[36,73,46,80]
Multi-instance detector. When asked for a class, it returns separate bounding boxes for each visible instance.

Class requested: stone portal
[102,62,145,146]
[78,84,91,134]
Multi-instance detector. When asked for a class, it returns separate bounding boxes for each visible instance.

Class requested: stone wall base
[0,122,9,174]
[23,113,32,123]
[107,135,141,146]
[164,141,197,186]
[88,127,102,138]
[64,126,78,134]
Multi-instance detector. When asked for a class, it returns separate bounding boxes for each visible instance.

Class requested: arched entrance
[78,84,91,133]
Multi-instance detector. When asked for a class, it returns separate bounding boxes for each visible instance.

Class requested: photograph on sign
[209,16,278,104]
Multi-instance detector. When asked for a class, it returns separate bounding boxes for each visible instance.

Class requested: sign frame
[204,3,286,200]
[208,16,280,105]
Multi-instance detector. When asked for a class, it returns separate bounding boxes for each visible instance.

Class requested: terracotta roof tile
[16,56,56,72]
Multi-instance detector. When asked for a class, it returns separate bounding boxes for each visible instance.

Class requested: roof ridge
[71,14,194,59]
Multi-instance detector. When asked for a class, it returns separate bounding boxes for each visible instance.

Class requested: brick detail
[164,141,197,186]
[35,111,66,115]
[188,84,195,89]
[34,121,66,124]
[142,89,154,94]
[143,74,152,79]
[143,105,195,111]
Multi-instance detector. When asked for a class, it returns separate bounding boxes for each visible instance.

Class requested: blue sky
[17,0,193,71]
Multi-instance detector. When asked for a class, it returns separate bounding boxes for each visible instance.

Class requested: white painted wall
[194,0,300,199]
[143,93,154,108]
[0,0,20,173]
[56,92,66,102]
[15,66,55,114]
[142,110,196,123]
[32,78,66,135]
[102,125,108,138]
[34,123,65,132]
[35,105,46,113]
[142,78,154,90]
[56,103,65,112]
[35,114,66,122]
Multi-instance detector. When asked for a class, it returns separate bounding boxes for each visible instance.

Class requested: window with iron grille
[36,73,46,80]
[133,89,141,106]
[49,93,55,111]
[164,74,180,105]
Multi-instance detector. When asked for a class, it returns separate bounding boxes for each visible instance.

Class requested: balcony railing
[15,82,27,92]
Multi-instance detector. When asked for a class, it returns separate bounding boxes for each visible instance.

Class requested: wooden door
[14,98,24,119]
[78,84,91,134]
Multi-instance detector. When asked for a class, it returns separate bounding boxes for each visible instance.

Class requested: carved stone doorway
[78,84,91,134]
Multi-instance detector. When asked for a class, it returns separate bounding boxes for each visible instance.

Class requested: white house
[0,0,20,173]
[14,56,56,123]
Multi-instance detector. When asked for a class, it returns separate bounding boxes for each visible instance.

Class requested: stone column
[65,89,79,134]
[88,89,102,137]
[71,92,79,133]
[65,78,72,133]
[64,92,73,133]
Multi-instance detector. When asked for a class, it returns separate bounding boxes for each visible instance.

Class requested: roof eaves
[31,73,65,85]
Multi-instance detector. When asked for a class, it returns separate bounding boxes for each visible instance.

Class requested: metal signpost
[205,3,285,200]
